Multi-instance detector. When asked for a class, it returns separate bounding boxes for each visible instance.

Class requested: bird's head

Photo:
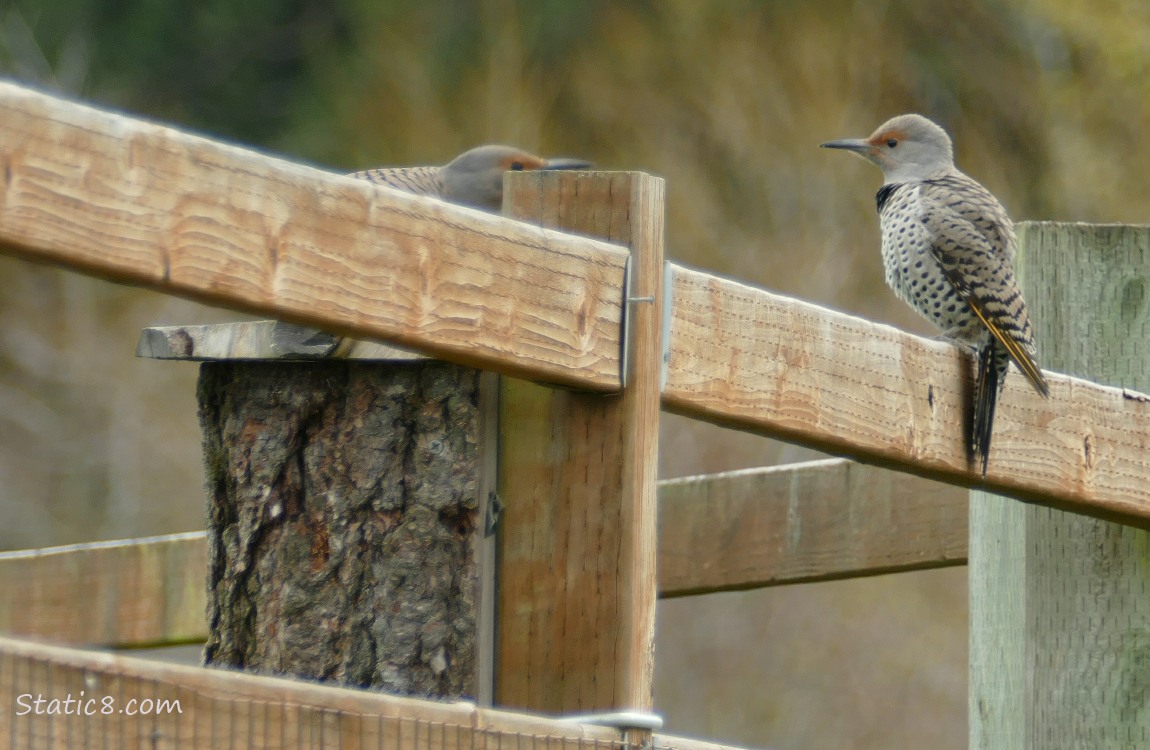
[821,114,954,184]
[441,145,592,211]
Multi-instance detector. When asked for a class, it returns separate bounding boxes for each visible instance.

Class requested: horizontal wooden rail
[1,83,1148,523]
[0,82,627,391]
[0,532,207,647]
[0,636,613,749]
[663,264,1150,527]
[0,461,966,647]
[658,459,967,597]
[0,636,745,750]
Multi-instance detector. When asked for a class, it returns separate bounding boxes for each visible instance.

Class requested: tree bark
[198,360,480,700]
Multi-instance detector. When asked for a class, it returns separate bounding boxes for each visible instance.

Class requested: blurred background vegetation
[1,0,1146,748]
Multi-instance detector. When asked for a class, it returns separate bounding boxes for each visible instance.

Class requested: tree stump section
[137,315,492,702]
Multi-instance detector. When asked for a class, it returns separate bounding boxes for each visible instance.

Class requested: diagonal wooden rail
[1,82,1148,525]
[0,83,628,390]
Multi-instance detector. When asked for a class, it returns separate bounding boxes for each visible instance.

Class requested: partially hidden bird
[821,114,1048,475]
[350,144,592,212]
[286,145,592,358]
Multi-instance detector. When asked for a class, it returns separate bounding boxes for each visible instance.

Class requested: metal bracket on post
[558,711,665,732]
[659,260,673,391]
[560,710,663,750]
[620,254,636,390]
[483,490,504,537]
[620,255,670,392]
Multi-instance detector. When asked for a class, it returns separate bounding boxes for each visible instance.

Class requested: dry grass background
[1,1,1147,747]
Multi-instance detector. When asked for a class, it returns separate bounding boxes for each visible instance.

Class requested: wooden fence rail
[658,459,966,596]
[0,82,629,390]
[1,82,1147,525]
[1,636,740,750]
[0,460,966,649]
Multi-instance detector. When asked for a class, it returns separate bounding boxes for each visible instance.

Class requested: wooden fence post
[969,223,1150,748]
[496,171,665,719]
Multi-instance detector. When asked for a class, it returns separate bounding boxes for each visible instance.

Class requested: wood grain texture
[496,171,664,714]
[658,459,967,597]
[663,262,1150,527]
[0,82,628,390]
[0,635,633,750]
[0,532,206,647]
[968,491,1026,749]
[613,171,663,715]
[970,223,1150,749]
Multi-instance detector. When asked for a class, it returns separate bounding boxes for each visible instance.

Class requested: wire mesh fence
[2,637,685,750]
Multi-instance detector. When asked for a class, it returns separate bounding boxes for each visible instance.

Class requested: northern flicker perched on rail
[821,114,1049,475]
[350,144,592,212]
[292,145,591,358]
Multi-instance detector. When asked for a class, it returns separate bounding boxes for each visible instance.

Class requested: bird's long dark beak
[540,158,594,170]
[820,138,870,152]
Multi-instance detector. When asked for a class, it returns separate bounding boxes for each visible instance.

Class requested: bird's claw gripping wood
[822,114,1049,476]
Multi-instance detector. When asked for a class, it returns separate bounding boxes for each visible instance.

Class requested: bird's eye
[510,161,524,171]
[886,138,898,148]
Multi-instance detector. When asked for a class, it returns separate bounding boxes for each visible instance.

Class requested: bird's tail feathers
[970,342,1004,477]
[964,303,1049,397]
[1001,335,1048,397]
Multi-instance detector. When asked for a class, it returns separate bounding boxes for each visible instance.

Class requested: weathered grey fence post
[970,223,1150,748]
[137,324,495,701]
